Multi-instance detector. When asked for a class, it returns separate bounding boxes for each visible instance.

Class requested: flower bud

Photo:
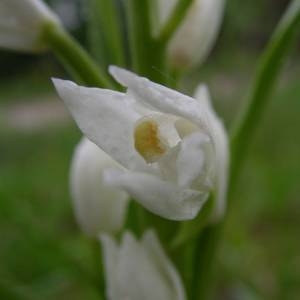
[100,230,186,300]
[0,0,60,52]
[158,0,226,69]
[70,138,129,236]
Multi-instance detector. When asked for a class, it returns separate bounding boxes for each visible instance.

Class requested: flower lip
[134,117,168,163]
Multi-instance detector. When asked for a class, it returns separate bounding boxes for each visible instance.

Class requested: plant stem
[126,0,166,84]
[86,0,125,67]
[157,0,193,44]
[42,22,115,89]
[191,224,222,300]
[192,1,300,299]
[126,0,152,72]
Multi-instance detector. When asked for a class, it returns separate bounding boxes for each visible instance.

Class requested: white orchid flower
[0,0,60,52]
[155,0,226,69]
[70,137,129,236]
[53,66,228,221]
[100,230,186,300]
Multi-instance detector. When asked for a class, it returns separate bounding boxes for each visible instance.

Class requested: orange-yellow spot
[134,119,166,163]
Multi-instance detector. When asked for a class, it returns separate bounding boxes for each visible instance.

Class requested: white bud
[100,230,186,300]
[157,0,226,69]
[0,0,60,52]
[70,138,129,236]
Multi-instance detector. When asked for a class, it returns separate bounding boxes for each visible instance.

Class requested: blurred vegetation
[0,0,299,299]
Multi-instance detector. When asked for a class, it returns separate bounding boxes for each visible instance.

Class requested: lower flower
[100,230,186,300]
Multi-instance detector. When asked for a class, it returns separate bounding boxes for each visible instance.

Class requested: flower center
[134,118,167,163]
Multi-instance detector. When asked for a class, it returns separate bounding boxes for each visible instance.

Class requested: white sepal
[193,84,229,220]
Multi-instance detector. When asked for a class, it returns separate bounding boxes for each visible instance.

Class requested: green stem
[156,0,193,44]
[192,1,300,299]
[42,22,115,89]
[126,0,152,72]
[126,0,166,83]
[86,0,125,67]
[191,224,222,300]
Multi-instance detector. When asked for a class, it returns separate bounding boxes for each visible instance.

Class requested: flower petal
[194,85,229,220]
[142,231,186,300]
[176,132,211,189]
[52,78,148,170]
[70,138,129,236]
[109,66,206,126]
[103,169,208,220]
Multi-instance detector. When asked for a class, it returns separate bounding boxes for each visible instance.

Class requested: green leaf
[230,0,300,195]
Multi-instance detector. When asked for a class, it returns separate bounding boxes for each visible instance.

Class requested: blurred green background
[0,0,299,299]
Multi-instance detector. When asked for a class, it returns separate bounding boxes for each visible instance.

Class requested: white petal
[100,231,186,300]
[109,66,206,126]
[167,0,226,69]
[0,0,60,52]
[119,232,172,300]
[194,85,229,220]
[194,84,215,111]
[52,78,148,170]
[176,132,211,189]
[71,138,129,236]
[142,231,186,300]
[103,169,208,220]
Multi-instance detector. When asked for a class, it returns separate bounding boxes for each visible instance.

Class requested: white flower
[0,0,60,52]
[156,0,226,69]
[100,230,186,300]
[53,66,228,221]
[71,138,129,236]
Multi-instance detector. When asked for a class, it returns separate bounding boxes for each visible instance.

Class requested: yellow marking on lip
[134,119,166,163]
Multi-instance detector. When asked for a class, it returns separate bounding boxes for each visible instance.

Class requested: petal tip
[51,78,77,93]
[51,78,79,101]
[108,65,137,87]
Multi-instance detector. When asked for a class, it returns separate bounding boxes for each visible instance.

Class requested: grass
[0,126,102,300]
